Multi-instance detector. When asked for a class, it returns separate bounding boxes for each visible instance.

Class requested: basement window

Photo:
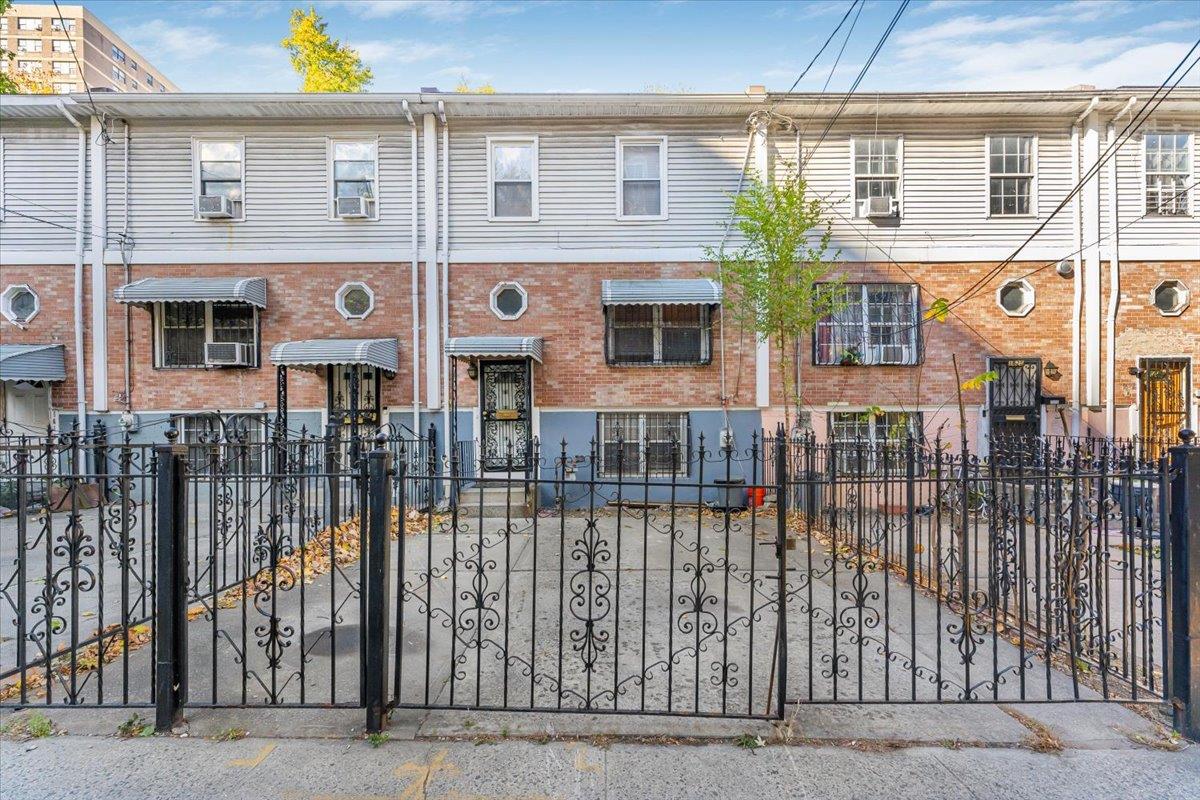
[597,411,689,478]
[829,411,923,475]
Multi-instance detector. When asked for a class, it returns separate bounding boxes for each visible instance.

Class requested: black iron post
[154,429,189,732]
[1168,429,1199,739]
[92,419,108,497]
[774,426,788,720]
[363,438,393,733]
[325,422,341,525]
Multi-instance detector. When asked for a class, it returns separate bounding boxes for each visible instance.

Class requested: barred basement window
[176,413,266,473]
[1144,133,1191,216]
[597,411,689,477]
[829,411,923,475]
[814,284,919,366]
[156,302,259,368]
[606,304,712,366]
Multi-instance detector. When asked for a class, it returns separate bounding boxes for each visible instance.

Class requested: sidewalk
[2,703,1195,799]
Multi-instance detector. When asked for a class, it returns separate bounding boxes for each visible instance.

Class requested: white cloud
[195,1,284,20]
[324,1,530,21]
[349,39,459,64]
[123,20,225,61]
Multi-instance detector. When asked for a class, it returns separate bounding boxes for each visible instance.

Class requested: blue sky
[92,0,1200,93]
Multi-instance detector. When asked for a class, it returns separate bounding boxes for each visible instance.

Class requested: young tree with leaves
[281,7,372,93]
[705,169,844,432]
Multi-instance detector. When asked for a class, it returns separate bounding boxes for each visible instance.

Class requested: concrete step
[456,484,530,518]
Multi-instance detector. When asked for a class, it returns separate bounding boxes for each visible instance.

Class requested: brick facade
[1,264,87,412]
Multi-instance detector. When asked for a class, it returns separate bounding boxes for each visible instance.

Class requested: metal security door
[1140,357,1190,459]
[480,360,530,471]
[988,357,1042,438]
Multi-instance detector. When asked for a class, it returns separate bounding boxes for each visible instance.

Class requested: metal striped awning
[445,336,544,363]
[0,344,67,382]
[269,338,399,374]
[601,279,723,306]
[114,277,268,308]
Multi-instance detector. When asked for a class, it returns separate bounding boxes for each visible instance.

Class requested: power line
[771,0,864,108]
[51,0,109,144]
[0,201,128,242]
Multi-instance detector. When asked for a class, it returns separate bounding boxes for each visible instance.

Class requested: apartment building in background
[1,3,177,94]
[0,88,1197,492]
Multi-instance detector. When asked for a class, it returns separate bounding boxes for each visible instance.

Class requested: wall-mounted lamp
[1043,361,1061,382]
[466,360,479,380]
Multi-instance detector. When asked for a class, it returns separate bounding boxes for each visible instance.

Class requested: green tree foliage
[454,77,496,94]
[281,6,372,93]
[704,169,844,430]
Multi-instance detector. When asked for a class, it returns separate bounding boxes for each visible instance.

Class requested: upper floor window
[111,45,126,62]
[50,18,74,32]
[111,66,126,83]
[17,39,41,53]
[329,139,378,219]
[156,302,258,368]
[18,17,42,31]
[53,82,75,94]
[487,136,538,221]
[146,74,154,87]
[597,411,689,478]
[616,136,667,220]
[815,283,919,366]
[852,136,900,218]
[52,39,72,53]
[1145,132,1191,216]
[194,139,244,220]
[17,61,38,73]
[52,61,72,75]
[988,135,1035,216]
[129,60,138,72]
[606,304,712,366]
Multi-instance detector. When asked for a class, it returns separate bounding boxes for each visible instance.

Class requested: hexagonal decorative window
[490,281,528,321]
[1151,279,1189,316]
[336,281,375,320]
[1,284,40,326]
[997,279,1035,317]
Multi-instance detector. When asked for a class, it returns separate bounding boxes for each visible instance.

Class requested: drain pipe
[121,119,132,412]
[404,100,421,437]
[1105,96,1137,438]
[1069,96,1099,437]
[57,101,87,430]
[438,100,451,478]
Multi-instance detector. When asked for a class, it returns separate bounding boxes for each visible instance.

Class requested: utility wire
[51,0,109,144]
[771,0,863,108]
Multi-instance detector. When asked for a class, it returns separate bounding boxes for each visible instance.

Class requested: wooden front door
[1140,357,1191,458]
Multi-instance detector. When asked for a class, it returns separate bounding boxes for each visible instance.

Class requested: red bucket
[747,487,766,508]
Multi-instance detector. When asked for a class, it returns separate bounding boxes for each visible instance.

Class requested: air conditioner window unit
[204,341,253,367]
[336,195,372,218]
[198,194,234,219]
[861,196,899,218]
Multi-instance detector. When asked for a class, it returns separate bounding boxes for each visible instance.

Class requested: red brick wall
[446,263,758,409]
[1,264,86,412]
[1110,261,1199,407]
[104,263,418,412]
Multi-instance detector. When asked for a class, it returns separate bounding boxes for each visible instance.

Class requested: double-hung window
[852,136,900,217]
[597,411,689,477]
[815,283,919,366]
[616,136,667,219]
[156,302,258,368]
[330,139,378,219]
[987,135,1035,216]
[50,18,73,32]
[111,66,125,83]
[195,139,244,219]
[17,39,41,53]
[52,61,72,74]
[111,45,125,62]
[52,39,72,53]
[1144,132,1191,216]
[606,304,712,366]
[487,136,537,220]
[829,411,922,475]
[17,17,42,31]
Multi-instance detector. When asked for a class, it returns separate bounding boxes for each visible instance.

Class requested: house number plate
[494,409,520,421]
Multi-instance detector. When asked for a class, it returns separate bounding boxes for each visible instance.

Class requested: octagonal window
[997,279,1034,317]
[1151,279,1189,316]
[1,284,40,325]
[336,281,375,320]
[490,281,528,321]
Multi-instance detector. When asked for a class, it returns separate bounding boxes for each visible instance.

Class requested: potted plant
[839,346,864,366]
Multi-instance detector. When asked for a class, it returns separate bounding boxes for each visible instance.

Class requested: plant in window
[838,346,863,366]
[704,168,844,431]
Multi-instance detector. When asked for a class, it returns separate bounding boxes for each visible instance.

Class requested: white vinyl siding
[616,136,667,220]
[0,127,83,251]
[1113,121,1200,246]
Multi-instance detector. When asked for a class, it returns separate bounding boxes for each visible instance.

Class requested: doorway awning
[269,338,399,374]
[114,277,268,308]
[601,279,722,306]
[0,344,66,382]
[445,336,544,363]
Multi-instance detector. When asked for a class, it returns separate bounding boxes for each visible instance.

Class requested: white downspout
[57,101,87,430]
[1104,97,1136,437]
[1069,96,1098,437]
[404,100,421,437]
[438,100,451,475]
[422,111,441,412]
[751,115,772,412]
[89,116,109,414]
